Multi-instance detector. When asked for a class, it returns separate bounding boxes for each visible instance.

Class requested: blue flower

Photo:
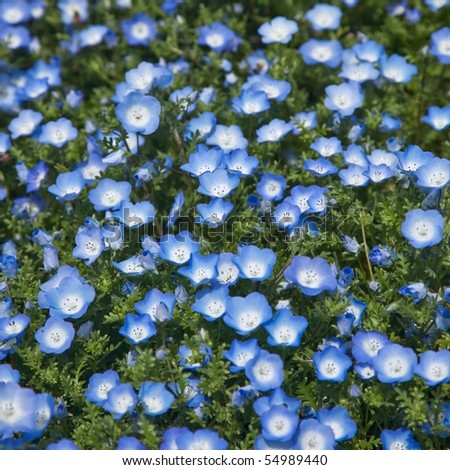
[184,112,217,140]
[119,313,157,344]
[45,275,95,319]
[245,350,284,391]
[23,392,55,440]
[313,346,352,382]
[180,145,223,177]
[135,288,176,321]
[198,168,240,198]
[253,388,301,416]
[261,405,299,442]
[256,119,293,143]
[380,54,418,83]
[232,88,270,115]
[381,428,421,450]
[341,235,360,254]
[167,192,184,228]
[369,245,397,266]
[88,178,131,211]
[339,62,380,82]
[264,309,308,347]
[72,227,105,265]
[414,350,450,386]
[46,439,79,450]
[224,292,272,335]
[215,253,240,285]
[305,3,342,31]
[24,161,48,193]
[8,109,43,139]
[121,12,157,46]
[397,144,434,174]
[303,158,338,177]
[398,282,427,303]
[258,16,298,44]
[243,75,291,101]
[351,331,391,364]
[256,173,287,201]
[116,91,161,135]
[325,82,364,117]
[85,370,120,405]
[298,39,343,68]
[311,137,342,157]
[401,209,444,249]
[234,245,276,281]
[430,27,450,65]
[102,383,137,419]
[175,428,228,450]
[198,22,241,53]
[138,382,174,416]
[272,202,301,229]
[159,230,200,265]
[178,253,218,286]
[112,201,156,228]
[223,338,260,373]
[0,364,20,383]
[48,170,86,201]
[296,419,335,450]
[0,382,37,436]
[0,314,30,341]
[35,317,75,354]
[192,285,229,322]
[117,436,146,450]
[284,255,337,296]
[317,406,357,442]
[422,105,450,131]
[196,198,233,227]
[415,157,450,189]
[38,118,77,147]
[206,124,248,152]
[353,39,385,62]
[125,62,172,92]
[292,111,317,134]
[372,343,417,383]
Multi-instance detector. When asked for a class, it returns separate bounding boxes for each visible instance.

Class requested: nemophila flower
[436,306,450,332]
[102,383,137,420]
[367,164,394,183]
[0,314,30,341]
[430,27,450,64]
[416,157,450,189]
[72,227,105,266]
[169,86,197,118]
[305,3,342,31]
[192,285,228,322]
[397,144,434,174]
[254,388,301,417]
[414,350,450,386]
[198,168,240,198]
[339,164,370,187]
[372,343,417,383]
[180,145,223,177]
[224,292,272,335]
[178,253,218,286]
[196,198,233,227]
[260,405,299,442]
[380,54,417,83]
[8,109,42,139]
[352,331,391,364]
[296,419,335,450]
[85,370,120,405]
[0,382,37,437]
[112,255,148,276]
[121,12,157,45]
[284,255,337,296]
[167,192,184,228]
[45,275,95,319]
[292,111,317,134]
[341,235,360,254]
[46,438,79,450]
[234,245,276,281]
[0,298,13,318]
[311,137,342,157]
[336,312,355,336]
[78,25,110,48]
[48,170,86,201]
[256,119,293,143]
[325,82,364,117]
[184,112,217,141]
[138,382,174,416]
[0,364,20,383]
[198,21,241,53]
[206,124,248,152]
[258,16,298,44]
[379,113,402,132]
[37,265,81,308]
[117,436,146,450]
[215,253,240,285]
[125,62,172,93]
[313,346,352,382]
[317,406,357,442]
[264,309,308,347]
[112,201,156,228]
[367,149,398,169]
[243,75,291,101]
[115,91,161,135]
[24,392,55,440]
[298,39,343,68]
[354,363,376,380]
[88,178,131,211]
[223,338,260,373]
[398,282,427,303]
[343,144,368,167]
[401,209,444,249]
[38,118,77,148]
[272,202,301,230]
[256,173,287,201]
[352,39,385,62]
[339,62,380,83]
[232,88,270,115]
[245,350,284,392]
[35,317,75,354]
[221,150,258,177]
[175,429,228,450]
[119,313,158,345]
[178,343,212,370]
[381,428,421,450]
[159,231,200,265]
[369,245,397,266]
[247,49,271,74]
[422,105,450,131]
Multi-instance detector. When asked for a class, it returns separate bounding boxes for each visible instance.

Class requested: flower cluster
[0,0,449,451]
